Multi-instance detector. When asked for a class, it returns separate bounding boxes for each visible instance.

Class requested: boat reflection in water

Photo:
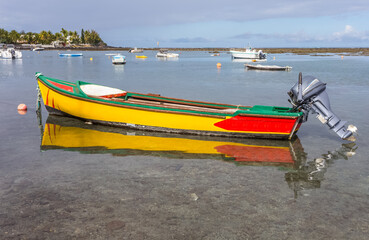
[40,115,357,197]
[41,115,302,168]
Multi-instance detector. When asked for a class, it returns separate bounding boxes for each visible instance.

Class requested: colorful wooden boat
[41,115,303,167]
[36,73,303,140]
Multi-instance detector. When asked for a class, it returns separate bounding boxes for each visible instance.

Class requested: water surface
[0,50,368,239]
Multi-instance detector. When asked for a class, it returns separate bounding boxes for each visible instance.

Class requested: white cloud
[332,25,369,41]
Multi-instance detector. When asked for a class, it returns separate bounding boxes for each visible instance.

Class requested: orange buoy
[17,104,27,111]
[217,63,221,68]
[17,104,27,115]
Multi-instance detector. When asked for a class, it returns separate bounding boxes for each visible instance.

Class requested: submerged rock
[106,220,125,231]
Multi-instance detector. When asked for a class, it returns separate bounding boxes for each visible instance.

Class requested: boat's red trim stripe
[48,80,74,93]
[46,89,49,106]
[214,115,297,133]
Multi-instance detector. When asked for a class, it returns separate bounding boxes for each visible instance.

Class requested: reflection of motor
[288,73,357,140]
[285,142,357,197]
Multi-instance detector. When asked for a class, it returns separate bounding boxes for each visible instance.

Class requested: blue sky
[1,0,369,48]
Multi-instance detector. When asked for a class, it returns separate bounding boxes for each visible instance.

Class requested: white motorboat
[156,49,179,58]
[32,47,44,51]
[230,45,266,60]
[129,47,143,53]
[1,44,22,59]
[112,55,126,64]
[245,64,292,71]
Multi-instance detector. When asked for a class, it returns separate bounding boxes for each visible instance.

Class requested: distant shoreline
[15,45,369,56]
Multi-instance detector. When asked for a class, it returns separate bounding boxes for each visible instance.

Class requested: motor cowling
[258,50,266,59]
[288,73,356,140]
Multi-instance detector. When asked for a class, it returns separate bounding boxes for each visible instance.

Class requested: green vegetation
[0,28,105,46]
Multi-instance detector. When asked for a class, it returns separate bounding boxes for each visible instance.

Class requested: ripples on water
[0,50,368,239]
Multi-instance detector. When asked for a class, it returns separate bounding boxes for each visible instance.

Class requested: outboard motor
[288,73,357,140]
[258,50,266,59]
[11,49,15,59]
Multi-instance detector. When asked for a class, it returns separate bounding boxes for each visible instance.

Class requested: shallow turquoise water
[0,50,368,239]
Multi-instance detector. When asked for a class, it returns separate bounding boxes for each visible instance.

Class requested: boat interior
[79,83,250,114]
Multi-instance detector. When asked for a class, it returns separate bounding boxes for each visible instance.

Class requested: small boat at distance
[230,45,266,60]
[135,55,147,58]
[32,47,44,51]
[112,55,126,64]
[156,49,179,58]
[129,47,144,53]
[1,44,22,59]
[59,53,83,57]
[245,64,292,71]
[35,72,356,140]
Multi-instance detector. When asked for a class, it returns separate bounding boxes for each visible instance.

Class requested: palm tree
[84,29,104,46]
[60,28,69,42]
[39,30,48,44]
[47,31,55,43]
[9,30,20,44]
[69,31,80,44]
[55,32,62,41]
[0,28,9,43]
[81,29,85,44]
